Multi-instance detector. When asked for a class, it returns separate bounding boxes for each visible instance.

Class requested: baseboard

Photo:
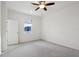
[43,39,79,51]
[8,39,42,46]
[0,49,8,56]
[8,43,19,46]
[19,39,42,44]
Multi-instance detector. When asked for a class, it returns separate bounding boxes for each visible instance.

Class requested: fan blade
[43,7,47,11]
[45,2,55,6]
[39,1,42,4]
[35,7,40,11]
[32,3,39,5]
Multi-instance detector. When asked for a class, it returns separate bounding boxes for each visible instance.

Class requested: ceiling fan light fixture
[39,5,45,8]
[32,1,55,11]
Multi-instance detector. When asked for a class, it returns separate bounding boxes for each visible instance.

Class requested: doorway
[7,19,18,45]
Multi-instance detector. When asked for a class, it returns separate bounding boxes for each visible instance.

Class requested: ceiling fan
[32,1,55,11]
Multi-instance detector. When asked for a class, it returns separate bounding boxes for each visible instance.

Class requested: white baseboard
[43,39,79,51]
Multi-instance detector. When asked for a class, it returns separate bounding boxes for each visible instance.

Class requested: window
[24,17,32,32]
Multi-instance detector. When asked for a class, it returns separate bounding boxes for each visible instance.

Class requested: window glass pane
[24,17,32,32]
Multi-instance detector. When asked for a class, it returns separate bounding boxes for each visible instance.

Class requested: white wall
[42,4,79,50]
[1,2,8,52]
[0,1,1,54]
[7,9,42,43]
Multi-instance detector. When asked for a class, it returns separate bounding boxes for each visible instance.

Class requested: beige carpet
[1,40,79,57]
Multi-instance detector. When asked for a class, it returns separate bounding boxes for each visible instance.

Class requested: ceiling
[6,1,79,16]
